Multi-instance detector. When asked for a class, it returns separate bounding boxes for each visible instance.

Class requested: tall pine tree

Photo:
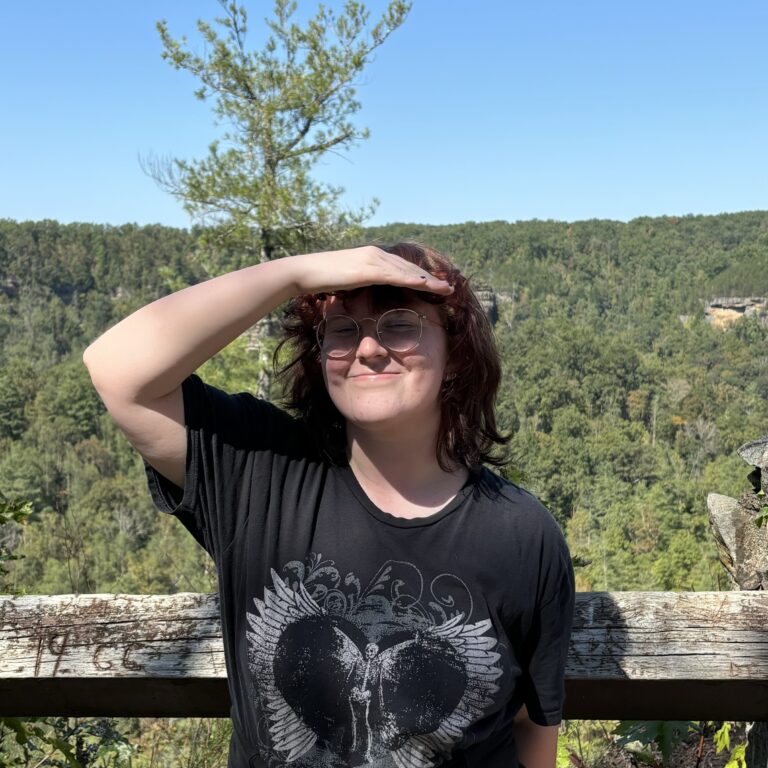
[150,0,410,267]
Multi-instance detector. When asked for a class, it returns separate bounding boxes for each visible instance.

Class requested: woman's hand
[289,246,454,296]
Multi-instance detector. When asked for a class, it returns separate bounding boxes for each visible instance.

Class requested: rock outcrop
[704,296,767,329]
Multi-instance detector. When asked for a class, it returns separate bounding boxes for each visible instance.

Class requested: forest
[1,211,766,765]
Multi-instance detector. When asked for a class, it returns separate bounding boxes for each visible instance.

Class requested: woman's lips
[349,372,399,380]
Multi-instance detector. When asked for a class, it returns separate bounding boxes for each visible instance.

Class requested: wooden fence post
[708,435,768,768]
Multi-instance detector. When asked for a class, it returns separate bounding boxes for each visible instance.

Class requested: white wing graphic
[389,613,503,768]
[246,568,322,762]
[391,734,441,768]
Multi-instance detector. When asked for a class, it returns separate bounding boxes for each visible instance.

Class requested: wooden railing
[3,590,767,720]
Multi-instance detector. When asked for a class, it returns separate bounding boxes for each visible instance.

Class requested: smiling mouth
[349,372,399,379]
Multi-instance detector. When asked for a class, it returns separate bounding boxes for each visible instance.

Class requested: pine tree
[150,0,410,265]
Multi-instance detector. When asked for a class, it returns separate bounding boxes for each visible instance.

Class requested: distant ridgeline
[2,212,768,342]
[0,212,768,344]
[366,214,768,331]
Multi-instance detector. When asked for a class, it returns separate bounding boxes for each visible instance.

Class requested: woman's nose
[355,320,388,358]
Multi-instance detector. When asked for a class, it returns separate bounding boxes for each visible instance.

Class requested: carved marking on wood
[49,631,70,677]
[34,635,44,677]
[122,642,147,672]
[93,644,114,671]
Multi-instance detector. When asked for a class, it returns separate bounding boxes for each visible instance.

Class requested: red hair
[274,243,509,470]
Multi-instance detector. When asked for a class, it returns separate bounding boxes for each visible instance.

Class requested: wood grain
[2,591,767,718]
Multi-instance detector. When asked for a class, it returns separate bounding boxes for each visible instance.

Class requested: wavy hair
[274,243,509,470]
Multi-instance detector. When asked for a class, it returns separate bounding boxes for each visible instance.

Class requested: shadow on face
[329,285,446,317]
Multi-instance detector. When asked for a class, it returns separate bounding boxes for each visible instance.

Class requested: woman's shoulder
[181,373,315,458]
[471,466,564,535]
[467,469,571,581]
[472,466,547,509]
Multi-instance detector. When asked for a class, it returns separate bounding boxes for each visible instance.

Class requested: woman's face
[320,291,449,438]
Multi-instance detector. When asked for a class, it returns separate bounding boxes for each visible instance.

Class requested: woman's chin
[343,405,440,437]
[345,410,408,430]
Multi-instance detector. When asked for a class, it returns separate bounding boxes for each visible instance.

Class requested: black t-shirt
[144,374,575,768]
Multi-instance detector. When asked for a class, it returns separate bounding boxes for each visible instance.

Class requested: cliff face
[704,297,767,329]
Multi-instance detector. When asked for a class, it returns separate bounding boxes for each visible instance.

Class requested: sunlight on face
[320,291,449,438]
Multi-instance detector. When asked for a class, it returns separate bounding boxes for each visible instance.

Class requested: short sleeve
[143,373,306,562]
[518,515,576,726]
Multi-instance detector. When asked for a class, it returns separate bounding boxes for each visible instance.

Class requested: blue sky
[2,1,767,228]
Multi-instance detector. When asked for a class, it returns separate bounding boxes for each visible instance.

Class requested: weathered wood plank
[2,592,768,718]
[2,593,226,679]
[570,592,768,679]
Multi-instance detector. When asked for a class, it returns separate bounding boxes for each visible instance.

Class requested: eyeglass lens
[319,308,423,357]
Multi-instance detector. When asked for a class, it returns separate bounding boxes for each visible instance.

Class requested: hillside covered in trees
[2,212,767,599]
[1,212,766,765]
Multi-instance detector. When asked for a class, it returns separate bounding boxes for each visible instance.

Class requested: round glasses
[315,308,444,358]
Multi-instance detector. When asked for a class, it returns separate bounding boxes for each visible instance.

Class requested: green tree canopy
[151,0,410,265]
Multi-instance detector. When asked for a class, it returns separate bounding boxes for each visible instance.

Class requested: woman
[83,243,575,768]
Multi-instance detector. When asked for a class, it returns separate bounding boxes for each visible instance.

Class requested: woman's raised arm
[82,247,452,488]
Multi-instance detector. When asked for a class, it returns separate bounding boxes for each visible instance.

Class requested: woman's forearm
[82,255,306,402]
[513,717,560,768]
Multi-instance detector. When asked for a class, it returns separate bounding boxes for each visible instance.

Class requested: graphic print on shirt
[245,553,504,767]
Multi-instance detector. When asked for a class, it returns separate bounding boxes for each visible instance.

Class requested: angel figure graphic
[348,642,381,762]
[246,568,504,767]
